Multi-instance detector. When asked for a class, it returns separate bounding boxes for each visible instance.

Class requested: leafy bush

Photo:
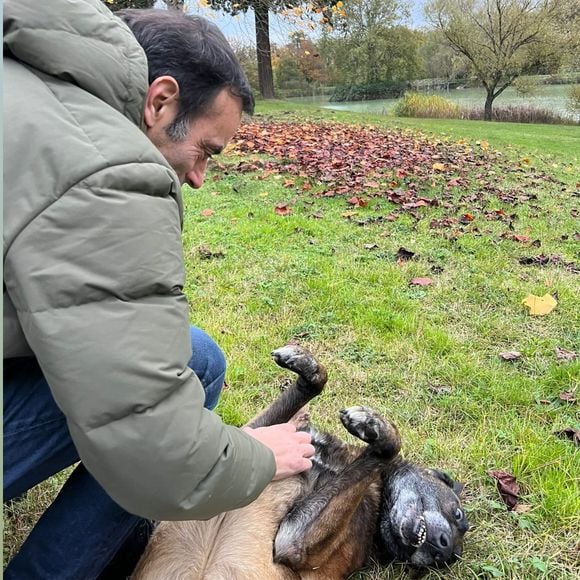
[330,81,409,102]
[461,105,577,124]
[567,85,580,114]
[393,92,461,119]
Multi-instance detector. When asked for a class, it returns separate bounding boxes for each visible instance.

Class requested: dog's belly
[133,478,304,580]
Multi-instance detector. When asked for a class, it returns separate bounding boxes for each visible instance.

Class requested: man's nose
[186,160,208,189]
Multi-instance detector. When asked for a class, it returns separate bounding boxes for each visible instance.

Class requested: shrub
[393,92,461,119]
[461,104,577,125]
[567,85,580,114]
[330,81,409,102]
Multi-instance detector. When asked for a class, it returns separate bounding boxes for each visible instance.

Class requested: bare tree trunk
[254,1,275,99]
[484,89,494,121]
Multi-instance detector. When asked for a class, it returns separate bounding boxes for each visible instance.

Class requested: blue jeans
[3,326,226,580]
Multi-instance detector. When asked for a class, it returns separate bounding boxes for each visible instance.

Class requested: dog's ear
[429,469,464,495]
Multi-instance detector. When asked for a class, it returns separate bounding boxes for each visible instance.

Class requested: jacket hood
[3,0,148,127]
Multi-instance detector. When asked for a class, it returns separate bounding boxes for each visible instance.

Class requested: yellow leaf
[480,140,489,150]
[432,162,446,171]
[522,294,557,316]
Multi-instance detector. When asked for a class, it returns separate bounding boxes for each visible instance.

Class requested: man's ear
[143,76,180,131]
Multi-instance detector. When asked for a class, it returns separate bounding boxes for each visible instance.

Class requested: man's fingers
[295,430,312,443]
[301,443,316,458]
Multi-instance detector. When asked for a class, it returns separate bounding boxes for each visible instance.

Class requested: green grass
[4,101,579,578]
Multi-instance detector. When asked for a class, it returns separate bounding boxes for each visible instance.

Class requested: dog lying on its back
[134,345,469,579]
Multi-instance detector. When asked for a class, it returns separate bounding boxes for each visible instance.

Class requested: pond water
[292,84,579,122]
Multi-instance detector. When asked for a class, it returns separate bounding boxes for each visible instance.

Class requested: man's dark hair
[118,9,254,141]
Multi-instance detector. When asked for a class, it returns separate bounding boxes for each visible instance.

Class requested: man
[3,1,314,578]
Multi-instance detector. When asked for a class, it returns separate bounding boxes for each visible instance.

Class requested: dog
[133,345,469,579]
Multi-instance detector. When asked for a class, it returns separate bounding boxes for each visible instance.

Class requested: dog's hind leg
[273,407,401,577]
[247,345,328,428]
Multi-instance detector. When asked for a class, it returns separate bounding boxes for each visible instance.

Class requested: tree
[102,0,155,10]
[274,33,328,95]
[161,0,186,9]
[427,0,576,120]
[318,0,416,86]
[206,0,341,99]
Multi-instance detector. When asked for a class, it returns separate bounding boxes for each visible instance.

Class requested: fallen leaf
[487,469,520,510]
[521,294,557,316]
[559,391,577,404]
[364,243,379,250]
[341,211,357,218]
[480,140,490,150]
[347,196,368,207]
[395,247,415,262]
[555,347,577,361]
[513,503,532,513]
[200,208,215,217]
[432,162,446,171]
[500,351,522,361]
[283,178,295,188]
[274,203,292,216]
[410,277,433,286]
[460,213,475,223]
[554,427,580,446]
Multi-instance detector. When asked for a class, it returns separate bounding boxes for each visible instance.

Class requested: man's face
[147,87,243,188]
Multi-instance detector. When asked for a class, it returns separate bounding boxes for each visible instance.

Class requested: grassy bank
[4,102,578,579]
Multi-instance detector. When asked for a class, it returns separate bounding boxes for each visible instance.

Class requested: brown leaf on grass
[559,391,577,404]
[500,351,522,361]
[347,196,368,207]
[500,232,524,242]
[283,178,295,188]
[487,469,520,510]
[555,347,577,362]
[364,243,379,250]
[395,247,415,263]
[459,213,475,224]
[513,504,533,514]
[519,254,579,274]
[522,294,557,316]
[554,427,580,446]
[274,203,292,216]
[200,208,215,217]
[410,277,433,286]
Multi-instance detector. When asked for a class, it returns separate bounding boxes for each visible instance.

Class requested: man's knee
[188,326,226,410]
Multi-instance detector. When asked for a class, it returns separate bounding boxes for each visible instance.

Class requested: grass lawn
[4,102,579,578]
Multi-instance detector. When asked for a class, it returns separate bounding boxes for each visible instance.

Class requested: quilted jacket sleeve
[4,162,276,520]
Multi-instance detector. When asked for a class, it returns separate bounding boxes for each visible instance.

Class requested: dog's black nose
[434,531,450,551]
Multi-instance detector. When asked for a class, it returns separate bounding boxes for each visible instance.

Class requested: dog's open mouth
[411,516,427,547]
[400,514,427,548]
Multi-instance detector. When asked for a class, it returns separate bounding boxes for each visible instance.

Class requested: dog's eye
[454,508,463,520]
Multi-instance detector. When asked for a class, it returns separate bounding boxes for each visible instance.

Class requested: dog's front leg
[273,407,401,578]
[247,345,327,428]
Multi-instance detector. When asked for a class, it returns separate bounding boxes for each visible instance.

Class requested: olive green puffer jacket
[3,0,274,520]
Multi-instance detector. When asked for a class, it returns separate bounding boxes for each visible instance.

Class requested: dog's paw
[272,345,327,392]
[340,407,401,456]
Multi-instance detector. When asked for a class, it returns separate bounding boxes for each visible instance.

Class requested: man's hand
[243,423,315,481]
